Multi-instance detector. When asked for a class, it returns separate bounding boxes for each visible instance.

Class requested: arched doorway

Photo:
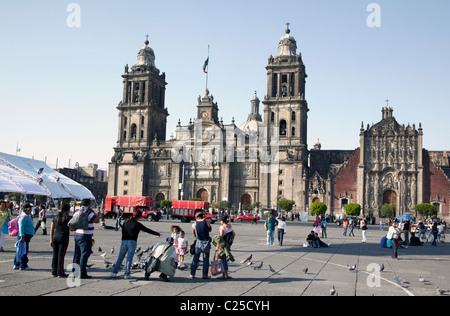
[383,190,397,211]
[312,197,320,203]
[155,193,165,203]
[241,194,252,207]
[197,188,209,202]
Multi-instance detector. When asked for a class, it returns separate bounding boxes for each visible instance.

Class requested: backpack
[8,215,25,237]
[68,208,90,230]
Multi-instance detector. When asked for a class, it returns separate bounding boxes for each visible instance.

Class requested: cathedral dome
[277,24,297,57]
[135,35,155,67]
[239,119,265,134]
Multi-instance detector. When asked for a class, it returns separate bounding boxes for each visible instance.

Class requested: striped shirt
[74,207,97,237]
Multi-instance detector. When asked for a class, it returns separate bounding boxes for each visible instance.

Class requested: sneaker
[13,265,19,270]
[124,275,134,279]
[109,272,118,278]
[20,267,32,271]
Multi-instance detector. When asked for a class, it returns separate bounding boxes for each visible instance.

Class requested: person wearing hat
[13,203,35,270]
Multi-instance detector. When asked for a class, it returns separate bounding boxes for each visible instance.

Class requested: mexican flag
[203,56,209,73]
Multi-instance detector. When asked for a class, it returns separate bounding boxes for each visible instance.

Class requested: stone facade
[108,28,450,220]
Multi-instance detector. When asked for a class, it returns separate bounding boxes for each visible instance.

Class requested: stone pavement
[0,218,449,297]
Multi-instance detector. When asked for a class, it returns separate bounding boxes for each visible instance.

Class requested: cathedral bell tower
[117,35,168,149]
[263,24,309,162]
[260,24,309,212]
[109,35,169,196]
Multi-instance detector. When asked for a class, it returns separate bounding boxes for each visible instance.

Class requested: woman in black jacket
[50,204,71,277]
[110,210,161,279]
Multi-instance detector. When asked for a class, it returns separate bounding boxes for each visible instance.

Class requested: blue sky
[1,0,449,170]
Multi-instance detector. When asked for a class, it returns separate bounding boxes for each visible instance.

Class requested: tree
[311,201,327,216]
[380,204,396,218]
[160,200,171,209]
[278,199,295,213]
[345,203,361,216]
[414,203,437,219]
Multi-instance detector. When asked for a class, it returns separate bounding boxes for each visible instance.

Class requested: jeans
[418,229,426,240]
[312,239,320,248]
[322,227,327,238]
[14,234,32,269]
[190,249,210,277]
[267,230,275,245]
[73,235,92,277]
[392,238,398,258]
[113,240,137,276]
[277,229,285,245]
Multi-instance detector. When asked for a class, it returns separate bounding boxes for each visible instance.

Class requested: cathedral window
[271,112,275,123]
[123,131,127,141]
[131,124,137,140]
[279,119,287,136]
[292,127,296,137]
[292,111,296,121]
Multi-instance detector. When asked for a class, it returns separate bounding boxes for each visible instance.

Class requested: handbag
[1,220,9,234]
[68,208,90,230]
[210,251,224,276]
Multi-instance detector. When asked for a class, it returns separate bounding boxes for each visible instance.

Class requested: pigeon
[330,285,336,296]
[419,275,426,283]
[135,247,141,253]
[347,264,356,272]
[98,247,102,252]
[100,252,107,259]
[111,247,115,254]
[302,267,308,274]
[436,287,448,295]
[246,261,253,266]
[269,264,279,274]
[143,247,151,253]
[394,275,408,285]
[104,259,113,268]
[241,254,253,264]
[253,261,263,270]
[379,264,385,272]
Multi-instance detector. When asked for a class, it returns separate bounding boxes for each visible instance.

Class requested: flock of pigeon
[241,255,448,296]
[90,247,449,295]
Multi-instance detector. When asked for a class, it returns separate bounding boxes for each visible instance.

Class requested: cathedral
[108,27,450,220]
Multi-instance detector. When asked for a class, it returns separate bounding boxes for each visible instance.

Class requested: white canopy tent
[0,152,95,200]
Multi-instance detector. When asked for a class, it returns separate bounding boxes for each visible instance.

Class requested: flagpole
[205,45,210,92]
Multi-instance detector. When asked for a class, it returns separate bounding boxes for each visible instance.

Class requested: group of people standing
[3,200,238,282]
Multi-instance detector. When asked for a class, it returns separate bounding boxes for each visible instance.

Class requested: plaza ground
[0,217,448,297]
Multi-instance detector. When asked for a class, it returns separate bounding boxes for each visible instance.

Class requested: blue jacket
[19,214,35,237]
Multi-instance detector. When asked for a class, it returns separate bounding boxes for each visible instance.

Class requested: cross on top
[145,34,149,46]
[286,23,291,34]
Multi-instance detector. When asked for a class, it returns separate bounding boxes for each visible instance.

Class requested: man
[71,199,99,279]
[387,221,401,260]
[264,212,278,245]
[190,211,212,279]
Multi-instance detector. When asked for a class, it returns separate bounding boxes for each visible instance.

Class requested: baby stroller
[144,240,177,282]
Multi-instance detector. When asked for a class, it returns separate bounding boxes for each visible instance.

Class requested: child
[176,230,188,268]
[170,225,181,248]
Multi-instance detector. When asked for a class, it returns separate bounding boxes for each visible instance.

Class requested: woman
[0,200,12,252]
[217,216,235,280]
[277,216,286,246]
[431,222,439,246]
[50,204,72,277]
[14,204,35,270]
[110,210,161,279]
[361,218,368,243]
[387,221,401,259]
